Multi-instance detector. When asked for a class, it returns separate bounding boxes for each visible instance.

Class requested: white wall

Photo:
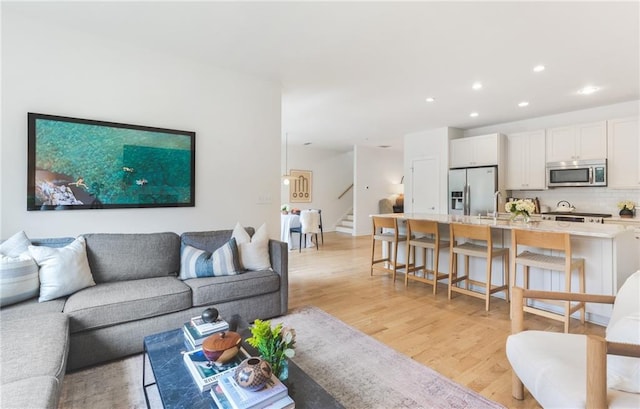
[466,100,640,216]
[280,145,353,230]
[404,127,462,214]
[353,145,403,236]
[1,11,282,239]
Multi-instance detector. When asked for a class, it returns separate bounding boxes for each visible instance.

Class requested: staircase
[335,211,354,235]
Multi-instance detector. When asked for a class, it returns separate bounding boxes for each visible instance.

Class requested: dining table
[280,213,313,251]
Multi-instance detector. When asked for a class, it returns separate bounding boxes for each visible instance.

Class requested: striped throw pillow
[179,238,241,279]
[0,253,40,306]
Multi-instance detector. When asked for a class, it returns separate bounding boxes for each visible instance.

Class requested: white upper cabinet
[607,117,640,189]
[505,130,546,190]
[546,121,607,162]
[449,133,500,168]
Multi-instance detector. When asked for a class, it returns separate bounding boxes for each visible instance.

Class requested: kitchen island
[378,213,637,325]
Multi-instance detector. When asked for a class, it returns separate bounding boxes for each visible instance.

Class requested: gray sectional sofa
[0,228,288,409]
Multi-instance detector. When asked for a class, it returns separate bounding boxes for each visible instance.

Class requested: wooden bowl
[202,331,241,364]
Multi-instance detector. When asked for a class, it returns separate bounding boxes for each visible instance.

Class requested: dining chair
[290,210,320,252]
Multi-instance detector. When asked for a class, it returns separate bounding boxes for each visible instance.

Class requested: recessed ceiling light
[533,65,546,72]
[470,112,479,118]
[518,101,529,107]
[425,97,435,102]
[472,82,483,90]
[578,86,600,95]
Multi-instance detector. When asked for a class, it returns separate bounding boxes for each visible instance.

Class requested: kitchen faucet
[493,191,502,218]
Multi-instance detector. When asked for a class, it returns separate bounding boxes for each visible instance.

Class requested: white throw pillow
[0,253,40,306]
[0,231,31,257]
[231,222,271,271]
[28,236,96,302]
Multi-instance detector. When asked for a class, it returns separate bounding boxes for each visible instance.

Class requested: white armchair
[507,271,640,408]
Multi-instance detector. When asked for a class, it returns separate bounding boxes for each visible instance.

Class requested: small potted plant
[281,204,290,215]
[246,319,296,381]
[617,200,635,218]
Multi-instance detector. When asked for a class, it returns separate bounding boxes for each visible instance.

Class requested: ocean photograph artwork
[30,116,194,210]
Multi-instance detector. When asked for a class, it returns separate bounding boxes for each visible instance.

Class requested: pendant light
[282,132,293,185]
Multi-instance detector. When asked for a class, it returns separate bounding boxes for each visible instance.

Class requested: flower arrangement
[617,200,635,211]
[246,319,296,380]
[505,199,536,222]
[281,204,290,214]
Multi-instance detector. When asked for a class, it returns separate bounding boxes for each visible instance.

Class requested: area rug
[59,306,505,409]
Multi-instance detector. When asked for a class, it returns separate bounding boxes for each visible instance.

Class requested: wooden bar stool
[370,216,407,281]
[405,219,449,294]
[448,223,509,311]
[510,229,585,333]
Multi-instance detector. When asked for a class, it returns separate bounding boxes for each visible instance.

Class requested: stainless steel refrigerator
[448,166,497,216]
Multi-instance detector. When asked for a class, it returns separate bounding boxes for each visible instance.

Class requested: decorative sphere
[234,357,272,391]
[201,307,219,323]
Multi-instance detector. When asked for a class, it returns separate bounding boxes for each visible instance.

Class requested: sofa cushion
[29,236,96,302]
[63,276,191,333]
[83,233,181,283]
[179,239,241,279]
[0,313,69,384]
[0,253,39,306]
[0,230,31,257]
[184,270,280,307]
[181,228,255,253]
[1,376,60,409]
[0,297,66,322]
[232,223,271,271]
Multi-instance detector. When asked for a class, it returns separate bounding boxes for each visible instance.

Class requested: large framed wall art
[27,113,196,210]
[288,169,312,203]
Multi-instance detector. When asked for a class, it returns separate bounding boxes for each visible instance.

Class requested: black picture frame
[27,113,195,211]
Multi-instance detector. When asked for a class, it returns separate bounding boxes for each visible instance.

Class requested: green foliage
[246,319,296,376]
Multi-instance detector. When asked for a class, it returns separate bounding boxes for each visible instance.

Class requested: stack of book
[183,316,230,348]
[183,346,248,392]
[210,371,295,409]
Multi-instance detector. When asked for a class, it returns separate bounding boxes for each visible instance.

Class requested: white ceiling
[5,1,640,151]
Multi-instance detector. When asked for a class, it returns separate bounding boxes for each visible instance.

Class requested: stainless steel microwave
[546,159,607,187]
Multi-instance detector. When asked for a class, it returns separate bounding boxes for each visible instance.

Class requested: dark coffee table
[143,317,344,409]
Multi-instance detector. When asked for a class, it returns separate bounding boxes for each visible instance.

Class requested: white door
[411,157,440,214]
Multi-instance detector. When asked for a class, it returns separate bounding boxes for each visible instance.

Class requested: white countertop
[377,213,630,238]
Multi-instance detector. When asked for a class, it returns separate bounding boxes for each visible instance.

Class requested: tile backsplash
[509,187,640,215]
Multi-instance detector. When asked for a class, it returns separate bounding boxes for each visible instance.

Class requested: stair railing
[338,183,354,200]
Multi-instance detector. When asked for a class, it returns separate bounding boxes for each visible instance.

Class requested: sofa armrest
[268,239,288,315]
[511,287,616,333]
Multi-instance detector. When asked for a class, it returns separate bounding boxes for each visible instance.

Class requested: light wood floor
[287,232,606,408]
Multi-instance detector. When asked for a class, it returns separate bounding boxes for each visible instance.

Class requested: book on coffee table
[183,346,248,392]
[183,321,228,348]
[190,316,230,336]
[210,384,295,409]
[217,371,289,409]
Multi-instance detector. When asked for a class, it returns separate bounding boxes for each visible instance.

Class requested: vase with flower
[281,204,290,215]
[617,201,635,218]
[246,319,296,381]
[505,199,536,223]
